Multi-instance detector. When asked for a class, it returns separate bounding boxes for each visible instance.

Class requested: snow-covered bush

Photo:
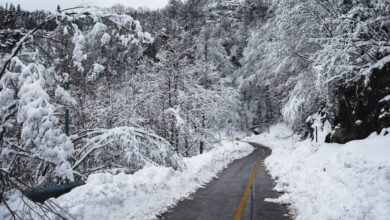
[71,127,184,176]
[1,58,74,185]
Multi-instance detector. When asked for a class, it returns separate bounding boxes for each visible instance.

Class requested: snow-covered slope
[246,124,390,220]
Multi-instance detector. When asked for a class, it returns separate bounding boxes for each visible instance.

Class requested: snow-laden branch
[71,127,184,176]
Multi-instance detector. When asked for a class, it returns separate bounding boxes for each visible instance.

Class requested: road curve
[160,142,290,220]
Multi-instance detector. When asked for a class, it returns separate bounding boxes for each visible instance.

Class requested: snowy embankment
[245,124,390,220]
[50,139,253,219]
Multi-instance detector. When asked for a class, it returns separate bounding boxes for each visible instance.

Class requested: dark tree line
[0,4,57,52]
[0,3,56,30]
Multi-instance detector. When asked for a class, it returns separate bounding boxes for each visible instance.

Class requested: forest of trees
[0,3,57,52]
[0,3,56,29]
[0,0,389,217]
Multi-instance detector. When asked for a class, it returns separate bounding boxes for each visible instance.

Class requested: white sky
[0,0,169,11]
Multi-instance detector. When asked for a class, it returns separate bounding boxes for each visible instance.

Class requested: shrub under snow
[71,127,184,176]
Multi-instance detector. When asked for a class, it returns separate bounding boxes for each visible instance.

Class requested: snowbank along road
[161,142,290,220]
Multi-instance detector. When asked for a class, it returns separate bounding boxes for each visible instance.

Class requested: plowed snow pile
[246,124,390,220]
[54,139,253,219]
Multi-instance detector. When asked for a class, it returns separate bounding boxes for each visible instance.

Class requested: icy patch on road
[245,124,390,220]
[50,139,253,219]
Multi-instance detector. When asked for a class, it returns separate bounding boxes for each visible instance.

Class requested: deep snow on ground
[53,139,253,219]
[0,139,252,220]
[246,124,390,220]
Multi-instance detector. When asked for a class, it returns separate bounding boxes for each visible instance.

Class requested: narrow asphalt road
[161,142,290,220]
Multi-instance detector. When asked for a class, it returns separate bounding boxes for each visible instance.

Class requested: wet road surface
[161,142,290,220]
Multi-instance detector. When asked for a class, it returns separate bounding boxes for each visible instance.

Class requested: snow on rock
[50,139,253,220]
[245,124,390,220]
[380,95,390,103]
[364,55,390,86]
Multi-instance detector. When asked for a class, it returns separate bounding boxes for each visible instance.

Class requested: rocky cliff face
[327,60,390,143]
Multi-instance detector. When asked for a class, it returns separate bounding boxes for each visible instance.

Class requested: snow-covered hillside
[246,124,390,220]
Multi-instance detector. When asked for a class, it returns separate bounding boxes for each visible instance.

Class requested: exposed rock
[326,62,390,143]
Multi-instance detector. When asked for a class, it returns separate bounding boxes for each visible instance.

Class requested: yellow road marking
[233,157,261,220]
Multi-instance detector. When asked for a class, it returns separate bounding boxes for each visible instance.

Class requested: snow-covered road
[162,143,289,220]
